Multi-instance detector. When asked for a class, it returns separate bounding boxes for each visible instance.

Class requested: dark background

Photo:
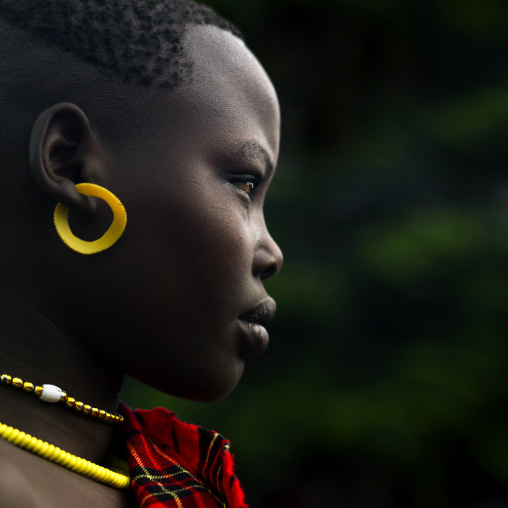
[121,1,508,506]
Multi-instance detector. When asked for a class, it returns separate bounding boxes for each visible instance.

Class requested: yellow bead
[82,461,93,476]
[74,457,83,472]
[59,453,72,467]
[34,386,43,397]
[65,397,75,408]
[82,460,91,474]
[83,404,92,414]
[52,449,64,464]
[80,459,88,473]
[39,442,49,457]
[13,431,25,445]
[25,436,39,453]
[22,382,34,393]
[91,408,99,417]
[26,436,37,450]
[32,439,44,453]
[74,401,84,412]
[1,374,12,385]
[43,444,55,459]
[98,409,106,420]
[12,378,23,388]
[78,459,88,474]
[9,429,19,442]
[48,446,61,461]
[59,390,68,402]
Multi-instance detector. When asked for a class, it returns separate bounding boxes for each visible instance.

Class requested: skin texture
[0,24,281,506]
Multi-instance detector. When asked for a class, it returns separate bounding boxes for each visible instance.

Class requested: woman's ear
[29,102,99,217]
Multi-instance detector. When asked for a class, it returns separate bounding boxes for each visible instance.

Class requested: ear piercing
[54,183,127,255]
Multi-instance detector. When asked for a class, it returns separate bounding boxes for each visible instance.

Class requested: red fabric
[120,403,248,508]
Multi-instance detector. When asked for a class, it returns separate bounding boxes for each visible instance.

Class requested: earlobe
[28,102,98,217]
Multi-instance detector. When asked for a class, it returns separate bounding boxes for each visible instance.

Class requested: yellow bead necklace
[0,420,130,489]
[0,373,124,425]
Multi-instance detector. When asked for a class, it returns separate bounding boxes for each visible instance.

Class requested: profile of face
[48,25,282,401]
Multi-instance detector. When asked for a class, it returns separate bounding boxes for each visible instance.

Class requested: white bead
[40,384,62,403]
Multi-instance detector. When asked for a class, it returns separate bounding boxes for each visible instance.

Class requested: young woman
[0,0,282,506]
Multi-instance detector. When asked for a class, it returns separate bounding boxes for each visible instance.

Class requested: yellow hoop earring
[54,183,127,255]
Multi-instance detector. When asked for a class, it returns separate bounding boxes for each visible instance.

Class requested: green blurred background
[121,1,508,506]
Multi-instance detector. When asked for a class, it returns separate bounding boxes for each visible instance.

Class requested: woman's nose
[254,227,283,281]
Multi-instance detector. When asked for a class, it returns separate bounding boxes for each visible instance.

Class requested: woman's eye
[235,181,255,196]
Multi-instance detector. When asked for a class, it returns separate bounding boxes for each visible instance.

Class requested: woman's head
[0,1,282,401]
[0,0,242,147]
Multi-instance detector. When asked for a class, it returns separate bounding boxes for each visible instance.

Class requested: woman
[0,0,282,506]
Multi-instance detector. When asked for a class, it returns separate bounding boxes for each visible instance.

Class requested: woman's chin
[133,360,245,403]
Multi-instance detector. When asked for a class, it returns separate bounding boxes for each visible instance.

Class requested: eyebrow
[236,140,274,179]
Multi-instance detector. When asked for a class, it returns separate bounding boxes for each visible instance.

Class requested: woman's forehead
[156,25,280,155]
[185,25,277,101]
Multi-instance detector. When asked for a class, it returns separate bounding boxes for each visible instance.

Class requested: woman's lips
[239,320,270,358]
[238,298,276,358]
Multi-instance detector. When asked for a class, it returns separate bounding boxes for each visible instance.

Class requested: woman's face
[75,25,282,401]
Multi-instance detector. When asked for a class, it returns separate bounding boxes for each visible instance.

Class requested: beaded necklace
[0,421,130,489]
[0,373,124,425]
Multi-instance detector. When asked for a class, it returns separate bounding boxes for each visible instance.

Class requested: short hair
[0,0,242,90]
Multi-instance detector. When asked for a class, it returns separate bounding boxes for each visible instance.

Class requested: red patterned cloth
[120,403,248,508]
